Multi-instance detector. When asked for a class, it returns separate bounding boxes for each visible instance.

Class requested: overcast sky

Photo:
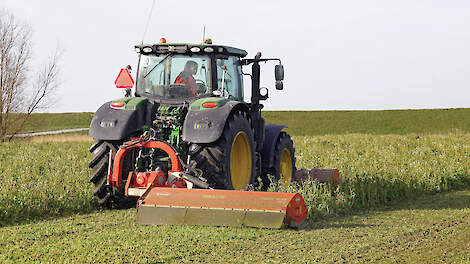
[3,0,470,112]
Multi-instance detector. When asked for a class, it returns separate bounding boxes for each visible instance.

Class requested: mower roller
[137,188,307,229]
[89,38,338,229]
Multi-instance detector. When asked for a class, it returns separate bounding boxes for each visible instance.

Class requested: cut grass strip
[1,189,468,263]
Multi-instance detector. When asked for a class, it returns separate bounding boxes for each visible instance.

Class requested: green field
[20,112,93,133]
[1,185,469,263]
[2,134,469,226]
[263,108,470,136]
[2,110,470,262]
[0,142,94,226]
[19,108,470,135]
[1,137,469,263]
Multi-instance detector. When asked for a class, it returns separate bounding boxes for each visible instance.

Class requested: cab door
[215,56,244,101]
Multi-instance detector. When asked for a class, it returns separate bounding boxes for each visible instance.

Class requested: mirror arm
[241,58,281,65]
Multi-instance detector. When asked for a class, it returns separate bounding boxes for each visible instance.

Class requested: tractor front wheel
[266,132,296,187]
[190,111,255,190]
[89,140,136,209]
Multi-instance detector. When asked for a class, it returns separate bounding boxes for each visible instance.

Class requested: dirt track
[12,128,88,137]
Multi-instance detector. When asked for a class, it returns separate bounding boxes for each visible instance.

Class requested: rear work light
[111,102,125,108]
[202,102,218,109]
[190,47,201,53]
[142,47,153,53]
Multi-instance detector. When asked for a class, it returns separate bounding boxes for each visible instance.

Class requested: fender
[261,124,287,168]
[182,98,249,143]
[89,98,154,140]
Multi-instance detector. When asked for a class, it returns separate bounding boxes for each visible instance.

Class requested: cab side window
[216,56,243,101]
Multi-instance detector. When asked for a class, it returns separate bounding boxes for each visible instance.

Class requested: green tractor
[89,39,296,208]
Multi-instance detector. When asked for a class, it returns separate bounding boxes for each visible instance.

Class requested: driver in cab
[174,60,198,95]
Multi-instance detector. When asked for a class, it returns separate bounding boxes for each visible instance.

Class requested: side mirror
[275,81,283,90]
[275,64,284,81]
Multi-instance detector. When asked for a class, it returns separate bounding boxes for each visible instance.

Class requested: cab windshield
[136,54,211,100]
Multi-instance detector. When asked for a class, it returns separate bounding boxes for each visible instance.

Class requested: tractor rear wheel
[190,111,255,190]
[89,140,136,209]
[265,132,296,187]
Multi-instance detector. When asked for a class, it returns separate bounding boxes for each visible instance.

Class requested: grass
[2,109,470,262]
[0,188,468,263]
[285,134,470,219]
[15,108,470,136]
[20,112,93,133]
[2,134,469,226]
[263,108,470,136]
[0,142,94,226]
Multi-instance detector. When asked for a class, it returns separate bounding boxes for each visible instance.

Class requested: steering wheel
[195,79,207,94]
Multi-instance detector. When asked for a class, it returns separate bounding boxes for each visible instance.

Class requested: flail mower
[89,38,339,229]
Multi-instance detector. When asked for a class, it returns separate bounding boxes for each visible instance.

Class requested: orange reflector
[202,102,218,108]
[115,68,134,88]
[137,188,308,229]
[111,102,125,108]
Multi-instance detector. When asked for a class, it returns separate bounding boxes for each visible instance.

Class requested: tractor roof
[135,43,248,58]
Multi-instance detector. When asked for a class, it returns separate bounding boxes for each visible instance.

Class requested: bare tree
[0,10,60,141]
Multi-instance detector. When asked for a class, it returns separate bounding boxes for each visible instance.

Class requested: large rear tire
[89,140,136,209]
[190,111,255,190]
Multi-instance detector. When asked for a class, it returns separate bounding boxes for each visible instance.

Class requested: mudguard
[261,124,287,168]
[89,98,154,141]
[182,99,249,143]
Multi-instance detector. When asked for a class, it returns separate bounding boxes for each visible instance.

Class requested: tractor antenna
[141,0,157,45]
[202,25,206,43]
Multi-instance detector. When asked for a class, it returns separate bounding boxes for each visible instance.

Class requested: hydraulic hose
[181,173,210,189]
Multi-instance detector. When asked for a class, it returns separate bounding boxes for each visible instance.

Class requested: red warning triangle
[114,68,135,88]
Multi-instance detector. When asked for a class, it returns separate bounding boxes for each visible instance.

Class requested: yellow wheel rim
[230,131,252,190]
[279,148,293,186]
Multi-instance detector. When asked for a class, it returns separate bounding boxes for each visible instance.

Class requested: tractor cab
[133,39,248,102]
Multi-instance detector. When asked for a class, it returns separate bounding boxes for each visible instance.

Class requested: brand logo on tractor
[100,120,117,128]
[194,120,212,129]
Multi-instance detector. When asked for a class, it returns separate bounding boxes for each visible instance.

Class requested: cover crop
[0,142,94,226]
[1,134,469,226]
[275,134,470,220]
